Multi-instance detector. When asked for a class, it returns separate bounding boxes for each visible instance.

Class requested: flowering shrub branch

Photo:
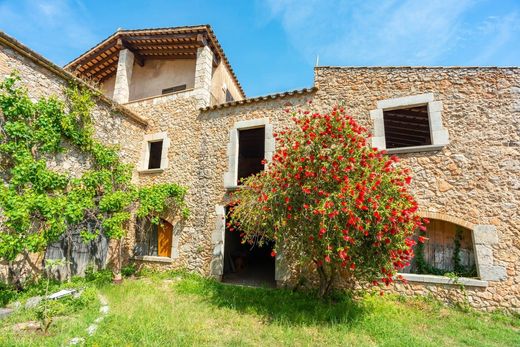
[229,105,427,297]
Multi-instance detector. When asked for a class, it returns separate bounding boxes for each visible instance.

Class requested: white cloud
[0,0,97,64]
[469,12,520,65]
[262,0,519,66]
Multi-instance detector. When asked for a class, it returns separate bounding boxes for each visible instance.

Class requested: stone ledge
[398,273,488,287]
[132,256,173,263]
[138,168,164,174]
[386,144,446,154]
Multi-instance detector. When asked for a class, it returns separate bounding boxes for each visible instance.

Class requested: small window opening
[148,140,163,169]
[162,84,187,95]
[225,89,234,102]
[402,219,477,277]
[383,105,431,149]
[237,127,265,183]
[135,219,173,257]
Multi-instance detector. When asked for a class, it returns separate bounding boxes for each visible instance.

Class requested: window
[148,141,163,169]
[225,89,234,102]
[140,132,169,172]
[237,127,265,183]
[383,105,431,148]
[135,219,173,258]
[162,84,187,94]
[370,93,449,153]
[403,219,477,277]
[224,118,274,189]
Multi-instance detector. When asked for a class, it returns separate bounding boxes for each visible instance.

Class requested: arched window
[405,219,477,277]
[135,219,173,258]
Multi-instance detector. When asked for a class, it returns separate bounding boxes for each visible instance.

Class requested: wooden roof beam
[116,38,145,67]
[82,50,119,75]
[124,33,202,42]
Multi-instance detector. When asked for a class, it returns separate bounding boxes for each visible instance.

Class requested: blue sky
[1,0,519,97]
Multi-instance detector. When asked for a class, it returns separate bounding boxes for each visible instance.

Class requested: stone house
[0,25,519,312]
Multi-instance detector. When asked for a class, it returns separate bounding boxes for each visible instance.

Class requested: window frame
[139,132,170,173]
[133,218,177,262]
[370,93,449,154]
[224,118,274,190]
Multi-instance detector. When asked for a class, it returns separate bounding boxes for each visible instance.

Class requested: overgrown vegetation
[415,226,477,278]
[229,106,428,297]
[0,73,188,284]
[2,271,519,346]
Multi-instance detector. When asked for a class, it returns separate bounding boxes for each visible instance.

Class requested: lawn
[1,271,519,346]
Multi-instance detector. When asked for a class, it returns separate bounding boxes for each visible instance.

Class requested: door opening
[222,207,275,287]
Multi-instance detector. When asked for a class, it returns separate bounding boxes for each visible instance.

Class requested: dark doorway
[223,208,275,287]
[237,127,265,183]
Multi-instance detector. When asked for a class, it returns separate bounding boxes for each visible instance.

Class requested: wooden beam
[82,50,119,75]
[137,48,198,55]
[384,118,430,128]
[124,33,200,42]
[140,55,197,60]
[90,63,117,80]
[135,44,201,50]
[116,38,145,67]
[196,33,208,46]
[386,134,430,146]
[97,67,117,82]
[68,41,117,70]
[384,108,429,120]
[384,125,431,136]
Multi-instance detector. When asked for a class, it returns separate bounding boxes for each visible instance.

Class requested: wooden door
[157,221,173,257]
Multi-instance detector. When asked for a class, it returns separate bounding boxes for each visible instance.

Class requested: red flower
[418,236,428,243]
[271,250,277,257]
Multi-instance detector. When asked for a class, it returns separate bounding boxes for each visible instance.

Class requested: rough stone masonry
[0,28,519,312]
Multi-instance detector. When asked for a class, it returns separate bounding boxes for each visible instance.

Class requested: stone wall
[310,67,520,311]
[2,30,519,312]
[121,66,519,312]
[0,35,148,282]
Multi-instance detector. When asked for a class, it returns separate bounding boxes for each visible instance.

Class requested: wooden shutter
[158,220,173,257]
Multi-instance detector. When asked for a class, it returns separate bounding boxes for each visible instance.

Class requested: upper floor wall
[65,26,246,108]
[101,58,197,101]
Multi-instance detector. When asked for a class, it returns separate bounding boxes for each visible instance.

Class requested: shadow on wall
[0,252,43,289]
[45,226,108,281]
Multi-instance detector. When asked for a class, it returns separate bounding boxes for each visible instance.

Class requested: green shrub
[121,263,137,278]
[0,282,17,306]
[84,266,113,285]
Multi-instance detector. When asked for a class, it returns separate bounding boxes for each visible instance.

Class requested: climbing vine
[415,226,477,277]
[0,73,189,270]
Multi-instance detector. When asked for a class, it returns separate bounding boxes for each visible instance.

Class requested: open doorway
[237,127,265,183]
[222,208,275,287]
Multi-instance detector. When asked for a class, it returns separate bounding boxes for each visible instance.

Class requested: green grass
[1,272,519,346]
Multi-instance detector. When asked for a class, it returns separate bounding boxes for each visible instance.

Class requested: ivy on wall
[415,226,477,278]
[0,73,189,264]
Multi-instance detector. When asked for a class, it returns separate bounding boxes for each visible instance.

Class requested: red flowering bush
[229,106,427,297]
